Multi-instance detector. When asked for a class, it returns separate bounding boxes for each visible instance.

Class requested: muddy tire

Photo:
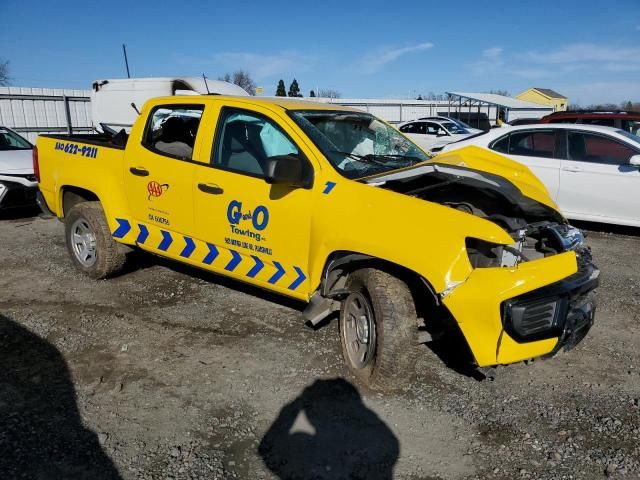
[339,268,419,391]
[64,202,125,279]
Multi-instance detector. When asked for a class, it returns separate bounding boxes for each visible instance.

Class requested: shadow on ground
[258,378,399,479]
[0,206,42,221]
[0,314,121,479]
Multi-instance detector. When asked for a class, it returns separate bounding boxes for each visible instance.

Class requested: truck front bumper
[442,251,598,367]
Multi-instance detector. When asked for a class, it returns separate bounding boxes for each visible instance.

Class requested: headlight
[466,238,526,268]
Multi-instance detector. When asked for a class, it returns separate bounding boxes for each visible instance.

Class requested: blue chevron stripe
[180,236,195,258]
[202,243,219,265]
[112,218,131,238]
[158,230,173,251]
[136,224,149,244]
[225,250,242,271]
[288,266,306,290]
[268,261,286,285]
[323,181,336,194]
[246,255,265,278]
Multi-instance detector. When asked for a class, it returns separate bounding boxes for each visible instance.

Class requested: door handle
[129,167,150,177]
[198,183,224,195]
[562,166,583,172]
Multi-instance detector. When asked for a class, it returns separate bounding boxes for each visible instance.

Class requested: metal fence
[0,87,92,142]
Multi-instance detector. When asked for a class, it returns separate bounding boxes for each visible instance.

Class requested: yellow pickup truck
[35,95,598,389]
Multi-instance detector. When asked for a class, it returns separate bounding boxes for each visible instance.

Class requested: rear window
[508,130,556,158]
[142,105,204,160]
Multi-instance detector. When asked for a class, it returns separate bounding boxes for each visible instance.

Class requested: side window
[399,123,417,134]
[490,134,509,153]
[143,105,204,160]
[508,130,556,158]
[568,132,637,165]
[213,109,300,177]
[583,118,615,128]
[425,122,440,135]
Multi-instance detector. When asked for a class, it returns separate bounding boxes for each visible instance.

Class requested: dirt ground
[0,209,638,480]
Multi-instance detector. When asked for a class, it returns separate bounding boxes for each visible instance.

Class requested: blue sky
[2,0,639,105]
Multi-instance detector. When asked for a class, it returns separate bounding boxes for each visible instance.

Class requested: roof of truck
[149,95,360,112]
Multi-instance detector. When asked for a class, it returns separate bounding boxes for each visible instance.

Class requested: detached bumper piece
[0,181,38,209]
[502,261,599,351]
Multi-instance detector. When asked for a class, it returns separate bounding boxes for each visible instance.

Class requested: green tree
[275,79,286,96]
[288,79,301,97]
[309,90,316,97]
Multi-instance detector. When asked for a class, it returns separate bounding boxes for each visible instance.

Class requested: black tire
[64,202,126,279]
[339,268,419,391]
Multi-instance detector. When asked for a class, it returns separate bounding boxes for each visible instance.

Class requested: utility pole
[122,44,131,78]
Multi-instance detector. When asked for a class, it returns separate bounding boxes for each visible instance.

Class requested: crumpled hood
[0,149,34,174]
[433,145,557,211]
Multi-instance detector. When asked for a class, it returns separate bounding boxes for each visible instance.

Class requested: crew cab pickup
[35,96,599,389]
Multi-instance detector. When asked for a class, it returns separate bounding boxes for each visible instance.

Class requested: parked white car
[398,118,476,152]
[0,126,38,210]
[440,124,640,227]
[418,116,484,135]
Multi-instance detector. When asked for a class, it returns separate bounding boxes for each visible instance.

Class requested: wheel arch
[60,185,100,218]
[319,250,439,305]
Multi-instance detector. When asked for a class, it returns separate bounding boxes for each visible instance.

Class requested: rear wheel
[339,268,419,391]
[64,202,125,279]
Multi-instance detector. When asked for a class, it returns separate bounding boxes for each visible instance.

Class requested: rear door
[122,104,204,248]
[491,129,562,200]
[558,130,640,224]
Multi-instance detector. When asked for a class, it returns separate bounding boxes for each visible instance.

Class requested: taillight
[32,145,40,183]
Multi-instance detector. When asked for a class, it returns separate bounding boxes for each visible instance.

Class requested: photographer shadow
[258,378,399,480]
[0,314,121,479]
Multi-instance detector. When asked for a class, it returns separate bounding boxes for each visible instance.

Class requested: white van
[91,77,249,132]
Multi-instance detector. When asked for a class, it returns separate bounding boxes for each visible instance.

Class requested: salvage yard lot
[1,212,639,480]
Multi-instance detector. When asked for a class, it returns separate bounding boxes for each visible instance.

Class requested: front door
[193,106,314,298]
[558,130,640,224]
[123,104,205,250]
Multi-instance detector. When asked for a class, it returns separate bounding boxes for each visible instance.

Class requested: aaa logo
[147,181,169,200]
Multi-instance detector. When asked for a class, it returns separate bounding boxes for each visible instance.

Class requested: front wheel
[64,202,126,279]
[339,268,419,391]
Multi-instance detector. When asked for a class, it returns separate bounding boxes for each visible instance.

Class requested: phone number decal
[55,141,98,158]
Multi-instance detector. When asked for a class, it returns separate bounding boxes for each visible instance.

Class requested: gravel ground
[0,209,638,480]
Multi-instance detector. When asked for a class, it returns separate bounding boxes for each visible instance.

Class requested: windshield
[0,128,31,150]
[290,110,431,179]
[439,121,468,134]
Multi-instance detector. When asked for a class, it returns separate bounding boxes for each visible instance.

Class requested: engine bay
[369,163,591,268]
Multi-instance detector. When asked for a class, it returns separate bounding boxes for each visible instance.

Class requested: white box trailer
[91,77,248,132]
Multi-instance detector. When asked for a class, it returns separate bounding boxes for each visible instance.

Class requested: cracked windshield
[291,110,431,179]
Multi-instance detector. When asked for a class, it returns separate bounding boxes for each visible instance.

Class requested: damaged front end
[369,162,599,366]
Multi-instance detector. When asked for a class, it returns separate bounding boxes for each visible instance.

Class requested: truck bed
[40,131,128,150]
[37,132,129,218]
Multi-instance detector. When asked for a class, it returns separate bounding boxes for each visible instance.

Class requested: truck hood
[0,149,34,174]
[365,145,564,228]
[432,145,555,210]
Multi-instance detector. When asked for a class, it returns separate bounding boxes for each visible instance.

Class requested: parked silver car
[0,127,38,210]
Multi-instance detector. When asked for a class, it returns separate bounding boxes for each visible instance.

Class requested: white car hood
[0,149,34,174]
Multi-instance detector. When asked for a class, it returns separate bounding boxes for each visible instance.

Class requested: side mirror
[265,155,307,187]
[630,155,640,168]
[437,130,448,137]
